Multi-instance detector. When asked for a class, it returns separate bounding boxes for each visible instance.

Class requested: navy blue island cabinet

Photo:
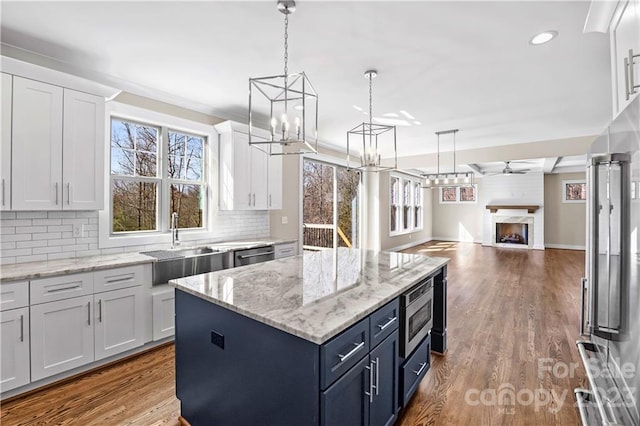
[175,291,401,426]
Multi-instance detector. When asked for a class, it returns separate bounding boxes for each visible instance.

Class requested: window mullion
[160,126,169,233]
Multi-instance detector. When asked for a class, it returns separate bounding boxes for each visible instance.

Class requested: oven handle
[238,251,275,260]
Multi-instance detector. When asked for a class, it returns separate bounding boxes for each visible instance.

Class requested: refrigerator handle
[580,277,588,336]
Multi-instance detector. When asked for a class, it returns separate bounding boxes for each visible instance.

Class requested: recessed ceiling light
[530,30,558,45]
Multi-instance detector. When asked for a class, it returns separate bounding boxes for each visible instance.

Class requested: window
[439,185,478,204]
[562,180,586,203]
[303,158,361,250]
[390,174,423,235]
[390,176,400,233]
[110,117,207,234]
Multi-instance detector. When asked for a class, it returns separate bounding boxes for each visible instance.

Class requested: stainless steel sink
[142,246,232,285]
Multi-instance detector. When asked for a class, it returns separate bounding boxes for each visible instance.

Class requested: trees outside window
[110,118,206,234]
[303,159,360,249]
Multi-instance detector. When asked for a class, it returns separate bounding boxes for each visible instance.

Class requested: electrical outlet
[72,223,83,237]
[281,216,288,224]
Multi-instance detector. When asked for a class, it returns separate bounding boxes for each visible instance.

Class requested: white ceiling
[0,1,612,164]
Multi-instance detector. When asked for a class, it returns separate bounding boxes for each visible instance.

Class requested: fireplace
[495,223,529,245]
[491,216,535,249]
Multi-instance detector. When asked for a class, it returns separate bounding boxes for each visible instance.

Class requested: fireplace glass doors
[495,222,529,245]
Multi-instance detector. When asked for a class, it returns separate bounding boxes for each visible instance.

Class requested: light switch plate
[281,216,288,224]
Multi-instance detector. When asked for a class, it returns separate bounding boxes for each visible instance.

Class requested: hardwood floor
[1,242,586,425]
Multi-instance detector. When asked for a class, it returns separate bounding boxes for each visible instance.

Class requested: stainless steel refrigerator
[577,96,640,425]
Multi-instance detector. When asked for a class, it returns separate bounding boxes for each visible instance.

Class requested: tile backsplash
[0,210,269,265]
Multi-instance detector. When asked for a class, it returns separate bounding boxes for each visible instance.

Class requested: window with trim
[110,117,206,234]
[439,185,478,204]
[390,174,423,235]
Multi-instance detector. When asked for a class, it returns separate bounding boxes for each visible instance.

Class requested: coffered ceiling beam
[542,157,560,173]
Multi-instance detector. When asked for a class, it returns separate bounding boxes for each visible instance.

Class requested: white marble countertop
[0,237,298,282]
[0,252,155,282]
[170,248,449,344]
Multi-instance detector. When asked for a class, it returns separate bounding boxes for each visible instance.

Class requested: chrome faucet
[171,212,180,248]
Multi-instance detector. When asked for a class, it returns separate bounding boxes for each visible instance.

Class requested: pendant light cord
[368,72,373,125]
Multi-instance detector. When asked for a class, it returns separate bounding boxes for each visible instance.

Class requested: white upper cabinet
[11,76,64,210]
[63,89,105,210]
[268,145,283,210]
[611,0,640,116]
[216,121,282,211]
[1,73,12,210]
[9,76,105,211]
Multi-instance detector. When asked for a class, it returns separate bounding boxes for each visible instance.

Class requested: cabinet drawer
[321,317,369,390]
[275,242,297,259]
[93,265,145,293]
[369,299,399,350]
[30,273,93,305]
[0,281,29,311]
[401,333,430,407]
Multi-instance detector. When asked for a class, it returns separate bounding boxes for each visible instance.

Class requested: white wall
[431,179,484,243]
[481,172,545,250]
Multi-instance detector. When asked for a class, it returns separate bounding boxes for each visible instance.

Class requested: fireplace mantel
[485,205,540,214]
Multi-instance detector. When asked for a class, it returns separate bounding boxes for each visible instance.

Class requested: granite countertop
[0,237,298,282]
[0,252,155,282]
[170,248,449,345]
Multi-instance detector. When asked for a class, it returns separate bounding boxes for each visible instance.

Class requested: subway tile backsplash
[0,210,270,265]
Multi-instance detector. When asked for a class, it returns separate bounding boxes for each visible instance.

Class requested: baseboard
[545,244,586,251]
[431,236,482,244]
[387,236,433,252]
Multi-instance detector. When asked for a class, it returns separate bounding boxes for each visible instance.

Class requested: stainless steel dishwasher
[233,245,275,267]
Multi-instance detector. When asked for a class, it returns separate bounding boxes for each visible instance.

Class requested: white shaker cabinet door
[612,0,640,115]
[11,76,63,211]
[267,145,283,210]
[152,288,175,341]
[0,307,30,392]
[62,89,105,210]
[1,73,12,210]
[30,295,94,381]
[251,143,269,209]
[94,286,144,361]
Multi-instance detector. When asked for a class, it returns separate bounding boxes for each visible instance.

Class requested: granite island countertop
[170,248,449,345]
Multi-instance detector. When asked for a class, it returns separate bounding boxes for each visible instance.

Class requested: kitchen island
[170,248,449,426]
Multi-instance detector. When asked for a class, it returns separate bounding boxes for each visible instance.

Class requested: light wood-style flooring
[1,242,586,425]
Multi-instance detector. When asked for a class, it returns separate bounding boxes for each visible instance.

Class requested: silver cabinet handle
[373,357,379,395]
[98,299,102,322]
[66,182,70,204]
[20,314,24,342]
[376,316,397,331]
[55,182,59,205]
[625,56,631,101]
[338,341,365,363]
[252,193,255,206]
[105,275,133,284]
[629,49,638,97]
[269,194,272,207]
[248,193,251,205]
[364,362,373,403]
[580,278,587,336]
[47,284,81,293]
[1,178,5,206]
[87,301,91,325]
[413,362,427,376]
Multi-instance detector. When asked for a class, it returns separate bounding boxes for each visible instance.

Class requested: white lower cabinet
[30,295,94,381]
[30,287,145,381]
[94,286,145,361]
[0,307,30,392]
[152,288,175,341]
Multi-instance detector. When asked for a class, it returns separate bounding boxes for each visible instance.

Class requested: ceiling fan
[489,161,530,176]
